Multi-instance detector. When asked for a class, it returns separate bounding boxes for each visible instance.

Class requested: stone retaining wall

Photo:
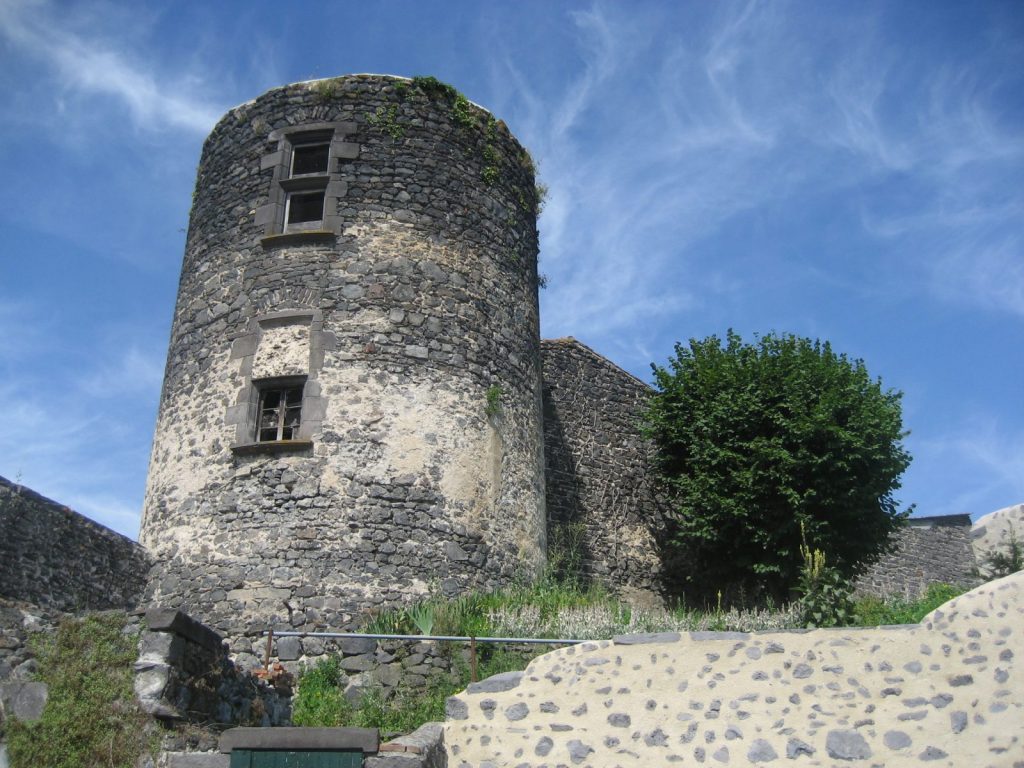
[445,571,1023,767]
[0,598,65,683]
[257,631,543,710]
[0,475,151,612]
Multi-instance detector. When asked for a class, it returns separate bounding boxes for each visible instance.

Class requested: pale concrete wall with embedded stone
[0,475,151,613]
[445,571,1023,767]
[972,503,1024,578]
[540,338,664,601]
[140,75,546,642]
[855,515,980,599]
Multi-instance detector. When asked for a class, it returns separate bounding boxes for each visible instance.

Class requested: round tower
[140,75,546,639]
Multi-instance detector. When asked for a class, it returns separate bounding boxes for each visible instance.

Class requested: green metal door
[229,749,362,768]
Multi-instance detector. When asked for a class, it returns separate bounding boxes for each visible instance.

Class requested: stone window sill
[260,231,336,249]
[231,440,314,456]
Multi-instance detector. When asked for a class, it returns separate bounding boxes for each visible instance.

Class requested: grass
[362,576,803,640]
[4,612,155,768]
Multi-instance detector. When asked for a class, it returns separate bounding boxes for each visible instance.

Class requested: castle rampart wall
[855,514,979,598]
[0,475,151,613]
[540,338,664,601]
[140,76,546,645]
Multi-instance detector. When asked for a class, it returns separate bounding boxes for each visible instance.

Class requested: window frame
[254,378,306,443]
[255,122,359,241]
[289,141,331,177]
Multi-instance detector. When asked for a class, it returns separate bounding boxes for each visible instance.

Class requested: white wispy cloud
[0,0,220,135]
[78,347,165,398]
[912,417,1024,518]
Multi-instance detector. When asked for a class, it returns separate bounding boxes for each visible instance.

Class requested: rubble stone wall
[134,608,289,727]
[445,572,1024,767]
[855,515,979,599]
[540,338,664,601]
[0,475,151,613]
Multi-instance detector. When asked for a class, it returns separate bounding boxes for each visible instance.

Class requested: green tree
[642,330,911,605]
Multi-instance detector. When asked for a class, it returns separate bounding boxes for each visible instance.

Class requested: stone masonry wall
[856,515,980,599]
[0,475,151,612]
[541,338,664,601]
[261,631,542,711]
[141,75,546,643]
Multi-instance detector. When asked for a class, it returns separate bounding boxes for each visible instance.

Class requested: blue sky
[1,0,1021,539]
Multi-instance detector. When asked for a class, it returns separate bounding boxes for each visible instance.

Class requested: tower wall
[140,76,545,639]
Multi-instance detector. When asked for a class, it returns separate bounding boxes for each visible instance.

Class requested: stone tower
[140,75,546,638]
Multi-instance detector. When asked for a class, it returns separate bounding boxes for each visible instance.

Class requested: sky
[0,0,1022,539]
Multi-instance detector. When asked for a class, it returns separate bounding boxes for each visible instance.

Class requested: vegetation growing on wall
[484,385,503,418]
[404,75,545,210]
[366,103,404,140]
[4,612,155,768]
[976,523,1024,579]
[643,330,912,607]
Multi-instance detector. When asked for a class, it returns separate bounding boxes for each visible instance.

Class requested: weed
[5,612,156,768]
[534,182,549,215]
[411,75,459,102]
[313,78,339,103]
[291,656,350,727]
[547,521,587,589]
[407,603,435,635]
[485,385,503,418]
[796,524,854,628]
[452,93,477,130]
[852,582,967,626]
[366,104,404,140]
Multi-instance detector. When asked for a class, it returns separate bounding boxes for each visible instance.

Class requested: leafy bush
[642,330,911,605]
[5,612,154,768]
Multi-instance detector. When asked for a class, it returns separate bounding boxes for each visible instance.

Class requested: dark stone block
[219,727,379,753]
[0,681,48,723]
[145,608,224,652]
